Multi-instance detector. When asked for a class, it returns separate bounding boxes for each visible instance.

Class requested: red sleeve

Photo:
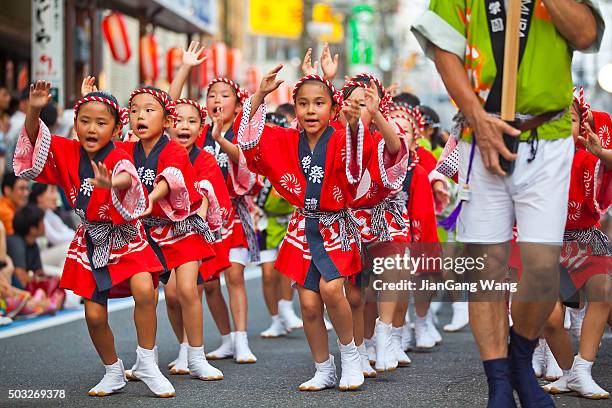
[195,151,232,217]
[416,147,438,175]
[155,141,202,220]
[409,165,441,272]
[195,124,211,149]
[409,165,440,244]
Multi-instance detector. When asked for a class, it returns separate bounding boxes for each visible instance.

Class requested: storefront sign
[31,0,64,104]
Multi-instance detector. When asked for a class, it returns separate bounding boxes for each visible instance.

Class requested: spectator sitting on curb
[6,205,64,313]
[29,183,74,275]
[0,172,30,235]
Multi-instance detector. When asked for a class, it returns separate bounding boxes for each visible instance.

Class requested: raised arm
[541,0,598,50]
[211,108,240,164]
[25,81,53,144]
[433,47,520,176]
[168,41,207,100]
[364,82,400,154]
[320,43,339,81]
[249,65,284,122]
[579,122,612,170]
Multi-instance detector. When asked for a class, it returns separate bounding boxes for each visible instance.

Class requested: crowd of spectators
[0,85,79,326]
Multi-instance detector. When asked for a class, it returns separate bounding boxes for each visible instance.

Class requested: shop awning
[98,0,217,35]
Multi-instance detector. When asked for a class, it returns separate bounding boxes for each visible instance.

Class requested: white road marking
[0,267,262,340]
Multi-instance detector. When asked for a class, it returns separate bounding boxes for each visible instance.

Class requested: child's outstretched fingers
[81,76,98,97]
[89,161,112,189]
[301,48,318,76]
[342,99,361,129]
[182,40,207,66]
[320,43,339,80]
[579,122,603,156]
[259,64,284,96]
[364,84,380,114]
[29,81,53,110]
[212,110,223,142]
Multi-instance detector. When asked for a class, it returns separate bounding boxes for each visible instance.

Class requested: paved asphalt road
[1,273,611,408]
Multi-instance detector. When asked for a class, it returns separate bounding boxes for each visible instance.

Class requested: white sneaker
[298,355,337,391]
[357,342,377,378]
[169,343,189,374]
[364,337,376,364]
[391,327,411,366]
[130,346,175,398]
[544,343,563,381]
[188,345,223,380]
[206,333,234,360]
[88,359,127,397]
[543,370,571,394]
[324,316,333,331]
[567,355,610,399]
[234,331,257,363]
[563,308,572,330]
[443,302,469,332]
[0,316,13,326]
[569,307,585,341]
[374,319,398,372]
[429,301,442,324]
[126,345,159,381]
[261,315,288,338]
[532,339,546,378]
[401,324,413,351]
[278,299,303,331]
[415,315,435,349]
[427,310,442,344]
[338,339,365,390]
[63,291,82,309]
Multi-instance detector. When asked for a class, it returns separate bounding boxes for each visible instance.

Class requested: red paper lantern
[102,13,132,64]
[212,42,227,78]
[227,48,243,82]
[199,48,214,88]
[140,34,159,83]
[166,47,183,83]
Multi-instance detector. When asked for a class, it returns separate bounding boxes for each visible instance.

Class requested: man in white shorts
[413,0,603,406]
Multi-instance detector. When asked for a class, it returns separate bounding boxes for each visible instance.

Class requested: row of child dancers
[14,40,611,401]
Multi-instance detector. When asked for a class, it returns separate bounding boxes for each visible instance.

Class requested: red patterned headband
[389,112,418,135]
[345,73,393,117]
[406,149,420,172]
[573,86,590,138]
[390,105,424,138]
[207,77,249,104]
[74,95,129,129]
[175,98,208,123]
[292,75,343,106]
[128,87,178,126]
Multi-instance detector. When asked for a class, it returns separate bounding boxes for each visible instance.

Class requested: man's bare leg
[466,242,515,408]
[509,242,559,408]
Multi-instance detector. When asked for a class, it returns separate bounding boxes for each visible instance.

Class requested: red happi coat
[407,164,441,244]
[188,145,232,281]
[416,145,438,174]
[196,124,261,254]
[235,100,369,284]
[352,130,410,245]
[117,137,215,271]
[512,111,612,288]
[560,111,612,288]
[13,121,163,301]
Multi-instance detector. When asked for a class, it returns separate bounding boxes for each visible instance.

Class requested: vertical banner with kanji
[32,0,65,104]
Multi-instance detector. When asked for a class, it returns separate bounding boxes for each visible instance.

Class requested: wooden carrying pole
[501,0,522,121]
